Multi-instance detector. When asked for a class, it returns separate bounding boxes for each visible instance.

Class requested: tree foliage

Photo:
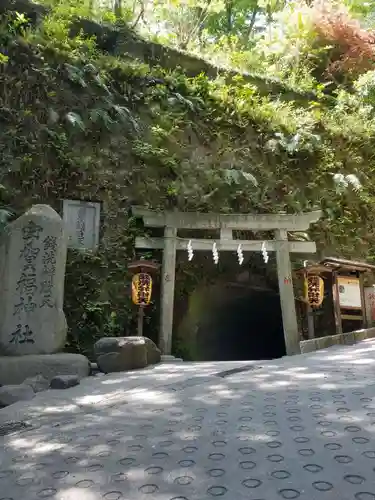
[2,0,375,353]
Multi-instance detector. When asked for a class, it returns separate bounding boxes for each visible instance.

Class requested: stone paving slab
[0,360,255,426]
[1,341,375,499]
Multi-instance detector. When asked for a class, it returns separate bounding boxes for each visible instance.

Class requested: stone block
[23,374,49,393]
[300,340,317,354]
[343,332,356,345]
[0,384,34,407]
[94,336,160,371]
[126,336,161,365]
[364,327,375,339]
[0,353,90,386]
[0,205,68,355]
[355,330,367,342]
[50,375,80,389]
[161,355,183,363]
[95,337,149,373]
[330,334,343,346]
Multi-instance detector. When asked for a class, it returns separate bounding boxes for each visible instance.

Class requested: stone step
[160,355,183,363]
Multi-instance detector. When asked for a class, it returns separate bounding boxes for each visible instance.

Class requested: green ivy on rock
[1,5,375,356]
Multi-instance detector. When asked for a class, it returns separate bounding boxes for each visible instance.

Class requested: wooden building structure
[296,257,375,340]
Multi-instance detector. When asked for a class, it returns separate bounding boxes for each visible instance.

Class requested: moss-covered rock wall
[1,5,375,357]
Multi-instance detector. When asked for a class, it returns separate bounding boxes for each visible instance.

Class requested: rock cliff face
[0,0,47,22]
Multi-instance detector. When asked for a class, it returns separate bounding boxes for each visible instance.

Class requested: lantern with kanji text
[132,272,153,305]
[304,275,324,308]
[128,259,160,336]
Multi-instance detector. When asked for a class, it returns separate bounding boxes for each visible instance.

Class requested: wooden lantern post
[128,259,160,337]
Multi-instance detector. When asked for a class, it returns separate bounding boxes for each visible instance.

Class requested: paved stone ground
[2,341,375,499]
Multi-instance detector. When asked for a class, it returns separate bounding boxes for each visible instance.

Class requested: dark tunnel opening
[196,288,286,361]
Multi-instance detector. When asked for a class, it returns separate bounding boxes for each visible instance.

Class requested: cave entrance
[196,286,285,361]
[133,206,322,356]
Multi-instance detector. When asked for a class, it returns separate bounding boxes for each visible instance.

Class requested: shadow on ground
[2,342,375,499]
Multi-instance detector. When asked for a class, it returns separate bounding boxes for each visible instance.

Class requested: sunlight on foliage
[2,0,375,351]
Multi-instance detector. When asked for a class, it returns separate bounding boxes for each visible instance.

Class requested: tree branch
[131,0,145,29]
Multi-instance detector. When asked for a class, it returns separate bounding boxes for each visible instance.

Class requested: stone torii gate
[132,207,322,357]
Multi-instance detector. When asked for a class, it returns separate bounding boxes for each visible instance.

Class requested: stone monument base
[0,353,90,386]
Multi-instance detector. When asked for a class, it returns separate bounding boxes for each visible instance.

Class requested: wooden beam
[135,237,317,253]
[332,271,343,336]
[341,314,363,321]
[307,305,315,339]
[220,229,233,240]
[275,229,300,355]
[132,206,322,231]
[160,227,177,355]
[359,273,367,328]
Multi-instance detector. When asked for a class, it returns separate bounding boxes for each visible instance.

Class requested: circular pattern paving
[76,480,94,488]
[208,453,226,461]
[313,481,333,491]
[174,476,194,485]
[208,469,225,477]
[267,455,284,463]
[103,492,122,500]
[179,460,196,467]
[152,452,168,459]
[139,484,158,494]
[145,467,163,475]
[294,437,309,444]
[207,486,227,496]
[279,488,300,499]
[111,473,128,482]
[266,430,280,437]
[321,431,336,437]
[344,475,366,485]
[267,441,282,448]
[183,446,197,453]
[290,426,304,432]
[16,475,35,486]
[38,489,57,498]
[353,437,369,444]
[334,455,353,463]
[345,426,361,433]
[324,443,342,451]
[239,461,256,470]
[298,449,315,457]
[119,457,135,466]
[239,447,256,455]
[303,464,323,473]
[52,471,69,479]
[271,470,291,480]
[242,478,262,488]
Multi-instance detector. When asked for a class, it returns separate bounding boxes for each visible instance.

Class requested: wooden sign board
[62,199,101,250]
[337,276,361,309]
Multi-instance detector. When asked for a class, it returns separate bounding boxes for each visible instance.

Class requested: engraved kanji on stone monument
[0,205,68,355]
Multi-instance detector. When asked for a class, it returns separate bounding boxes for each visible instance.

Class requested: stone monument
[0,205,90,395]
[0,205,67,355]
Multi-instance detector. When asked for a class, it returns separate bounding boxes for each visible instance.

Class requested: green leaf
[224,169,258,187]
[65,112,85,131]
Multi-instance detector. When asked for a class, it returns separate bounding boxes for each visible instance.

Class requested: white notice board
[63,199,101,250]
[337,276,361,309]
